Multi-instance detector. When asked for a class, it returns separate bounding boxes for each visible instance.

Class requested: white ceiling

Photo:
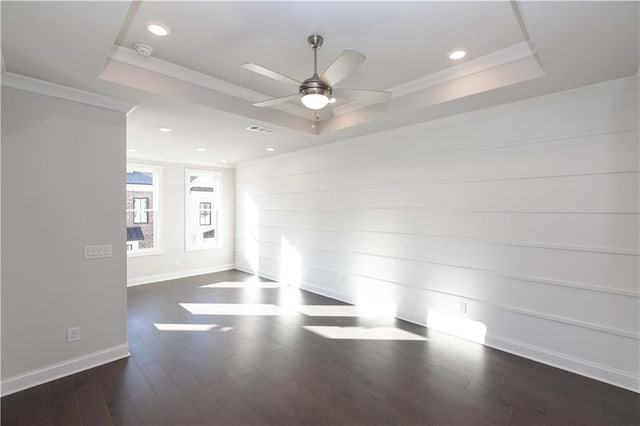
[2,1,638,165]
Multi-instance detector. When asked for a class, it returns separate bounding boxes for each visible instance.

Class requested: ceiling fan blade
[320,49,366,86]
[333,88,391,104]
[242,63,301,87]
[253,94,299,108]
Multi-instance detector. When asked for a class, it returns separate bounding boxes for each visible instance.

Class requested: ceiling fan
[242,35,391,116]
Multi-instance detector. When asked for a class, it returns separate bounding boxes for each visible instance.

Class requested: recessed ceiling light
[147,21,170,37]
[448,48,468,61]
[266,147,275,152]
[158,127,172,132]
[127,148,137,153]
[196,147,207,152]
[220,159,227,163]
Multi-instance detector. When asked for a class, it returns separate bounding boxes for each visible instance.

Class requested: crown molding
[1,72,136,113]
[332,41,536,117]
[109,46,310,119]
[392,41,535,98]
[127,153,235,169]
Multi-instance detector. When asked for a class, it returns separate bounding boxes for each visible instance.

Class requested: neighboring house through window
[126,164,161,256]
[186,169,220,250]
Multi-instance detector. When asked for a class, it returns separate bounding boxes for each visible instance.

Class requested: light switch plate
[84,244,113,259]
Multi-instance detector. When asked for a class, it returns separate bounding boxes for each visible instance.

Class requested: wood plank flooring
[2,269,639,425]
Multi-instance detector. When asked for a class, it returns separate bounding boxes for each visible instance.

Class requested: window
[199,202,212,225]
[126,164,161,256]
[186,169,220,250]
[133,197,149,224]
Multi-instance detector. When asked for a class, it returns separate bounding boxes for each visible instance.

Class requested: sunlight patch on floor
[180,303,295,316]
[153,323,218,331]
[296,304,396,317]
[200,281,281,289]
[303,326,429,341]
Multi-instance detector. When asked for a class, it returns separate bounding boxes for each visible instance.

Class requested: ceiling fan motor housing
[299,76,332,99]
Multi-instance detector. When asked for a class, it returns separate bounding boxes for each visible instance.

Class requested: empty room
[1,1,639,425]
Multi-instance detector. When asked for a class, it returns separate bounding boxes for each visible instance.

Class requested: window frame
[132,197,150,224]
[127,163,162,257]
[185,168,221,251]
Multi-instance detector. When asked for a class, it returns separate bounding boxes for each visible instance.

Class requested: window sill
[127,249,163,258]
[185,244,222,252]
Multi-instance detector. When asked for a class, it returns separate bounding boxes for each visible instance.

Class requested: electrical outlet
[457,302,467,315]
[67,327,80,342]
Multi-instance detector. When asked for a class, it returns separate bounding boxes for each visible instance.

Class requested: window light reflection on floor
[153,323,219,331]
[180,301,403,319]
[296,304,396,317]
[200,281,282,289]
[355,300,397,318]
[180,303,296,316]
[303,326,428,341]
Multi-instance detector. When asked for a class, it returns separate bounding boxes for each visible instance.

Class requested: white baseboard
[484,334,639,393]
[1,343,130,397]
[233,264,256,276]
[127,263,235,286]
[239,265,640,393]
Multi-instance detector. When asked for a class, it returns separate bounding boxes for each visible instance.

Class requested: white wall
[1,86,129,394]
[127,161,235,285]
[235,76,640,391]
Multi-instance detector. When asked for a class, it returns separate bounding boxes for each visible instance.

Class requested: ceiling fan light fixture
[299,77,331,110]
[301,93,330,110]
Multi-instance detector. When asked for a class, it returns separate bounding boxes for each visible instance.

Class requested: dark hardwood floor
[2,269,639,425]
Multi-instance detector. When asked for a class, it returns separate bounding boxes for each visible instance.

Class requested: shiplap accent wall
[235,76,640,392]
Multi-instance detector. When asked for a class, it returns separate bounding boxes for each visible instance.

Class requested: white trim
[332,41,535,116]
[1,72,136,113]
[234,264,258,276]
[127,263,235,286]
[109,46,309,119]
[484,334,639,393]
[127,153,234,169]
[1,344,130,397]
[391,42,535,98]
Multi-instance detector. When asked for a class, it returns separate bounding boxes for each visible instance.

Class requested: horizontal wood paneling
[238,210,639,253]
[238,84,638,183]
[248,173,639,211]
[238,229,639,294]
[235,76,640,391]
[240,130,639,195]
[235,239,639,335]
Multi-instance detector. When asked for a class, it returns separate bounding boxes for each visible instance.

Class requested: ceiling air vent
[246,124,276,134]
